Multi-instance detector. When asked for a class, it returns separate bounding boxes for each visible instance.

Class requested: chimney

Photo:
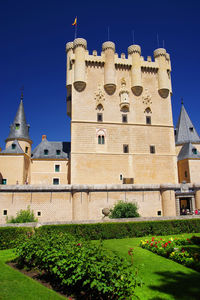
[42,135,47,141]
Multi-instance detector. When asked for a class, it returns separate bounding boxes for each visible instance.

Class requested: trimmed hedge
[37,219,200,240]
[0,227,33,249]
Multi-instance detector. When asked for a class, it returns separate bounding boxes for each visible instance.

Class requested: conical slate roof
[178,142,200,161]
[6,99,31,142]
[175,104,200,145]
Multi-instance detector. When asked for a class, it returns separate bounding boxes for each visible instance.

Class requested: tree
[109,201,140,219]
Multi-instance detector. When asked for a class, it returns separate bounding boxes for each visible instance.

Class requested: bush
[7,206,37,223]
[0,227,33,249]
[109,201,140,219]
[16,231,140,298]
[37,219,200,240]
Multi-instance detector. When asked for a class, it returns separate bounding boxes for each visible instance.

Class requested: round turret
[128,44,143,96]
[66,42,74,53]
[154,48,170,98]
[73,38,87,92]
[102,41,116,95]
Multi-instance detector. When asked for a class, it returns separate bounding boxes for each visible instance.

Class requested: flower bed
[140,236,200,272]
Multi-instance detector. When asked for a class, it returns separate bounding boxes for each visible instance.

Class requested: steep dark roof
[6,100,31,142]
[175,104,200,145]
[1,140,24,154]
[178,142,200,161]
[32,139,70,159]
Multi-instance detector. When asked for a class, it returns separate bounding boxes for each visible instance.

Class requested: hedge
[37,219,200,240]
[0,227,33,249]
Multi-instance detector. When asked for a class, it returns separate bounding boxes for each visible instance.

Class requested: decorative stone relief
[119,78,129,110]
[95,84,105,110]
[142,88,152,106]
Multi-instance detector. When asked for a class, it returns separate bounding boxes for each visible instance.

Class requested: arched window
[98,135,105,144]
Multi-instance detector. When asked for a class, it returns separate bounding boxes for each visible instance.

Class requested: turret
[154,48,170,98]
[5,94,32,156]
[102,41,116,95]
[65,41,74,87]
[73,38,87,92]
[128,45,143,96]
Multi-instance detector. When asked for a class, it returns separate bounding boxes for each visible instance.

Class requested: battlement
[66,37,172,98]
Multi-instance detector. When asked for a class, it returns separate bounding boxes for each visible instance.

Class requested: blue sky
[1,0,200,149]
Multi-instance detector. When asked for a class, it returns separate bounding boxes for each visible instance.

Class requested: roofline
[31,158,69,161]
[5,137,33,145]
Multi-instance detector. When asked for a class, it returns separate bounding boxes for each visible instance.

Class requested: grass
[0,249,66,300]
[103,233,200,300]
[1,233,200,299]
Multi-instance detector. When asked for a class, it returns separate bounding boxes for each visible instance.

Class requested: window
[122,114,128,123]
[3,210,7,216]
[44,149,48,155]
[97,113,103,122]
[98,135,105,145]
[12,144,16,150]
[55,165,60,172]
[157,211,161,216]
[146,116,151,125]
[25,147,28,153]
[56,150,61,155]
[37,211,41,216]
[189,127,194,132]
[15,123,20,130]
[150,145,155,154]
[123,144,129,153]
[2,179,7,185]
[120,174,123,180]
[192,148,197,155]
[53,178,59,185]
[185,171,188,178]
[174,129,177,136]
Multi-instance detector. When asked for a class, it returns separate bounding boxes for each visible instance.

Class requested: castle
[0,38,200,223]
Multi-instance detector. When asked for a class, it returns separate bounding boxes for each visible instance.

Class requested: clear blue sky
[1,0,200,149]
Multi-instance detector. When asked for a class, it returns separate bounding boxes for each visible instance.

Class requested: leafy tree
[109,201,140,219]
[7,206,37,223]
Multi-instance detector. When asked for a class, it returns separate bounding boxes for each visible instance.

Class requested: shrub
[7,206,37,223]
[0,227,33,249]
[109,201,140,219]
[16,231,140,298]
[37,219,200,240]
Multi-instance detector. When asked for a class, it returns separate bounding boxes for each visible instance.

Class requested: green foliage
[37,218,200,240]
[109,201,140,219]
[0,227,33,250]
[16,231,140,298]
[7,206,37,223]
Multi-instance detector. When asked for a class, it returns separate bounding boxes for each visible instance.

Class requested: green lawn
[0,249,66,300]
[103,233,200,300]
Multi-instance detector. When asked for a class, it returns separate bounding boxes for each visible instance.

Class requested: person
[195,209,198,215]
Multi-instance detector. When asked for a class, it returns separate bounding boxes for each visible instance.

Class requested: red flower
[77,243,82,247]
[168,241,171,244]
[155,245,158,248]
[155,241,157,244]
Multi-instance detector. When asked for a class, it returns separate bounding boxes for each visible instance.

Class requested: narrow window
[98,135,101,144]
[15,123,20,130]
[102,135,105,144]
[189,127,194,132]
[123,144,129,153]
[56,150,61,155]
[157,211,161,216]
[37,211,41,216]
[55,165,60,172]
[122,114,128,123]
[98,135,105,145]
[150,145,155,154]
[25,147,28,153]
[97,113,103,122]
[120,174,123,180]
[44,149,48,155]
[146,116,151,125]
[192,148,197,154]
[174,129,177,136]
[185,171,188,178]
[12,144,16,150]
[3,210,7,216]
[2,179,7,185]
[53,178,59,185]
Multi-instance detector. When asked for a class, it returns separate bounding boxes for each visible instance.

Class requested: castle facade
[0,38,200,223]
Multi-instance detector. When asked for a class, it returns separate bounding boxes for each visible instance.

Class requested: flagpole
[75,24,77,39]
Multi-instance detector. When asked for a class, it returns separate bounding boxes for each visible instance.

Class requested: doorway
[179,197,192,215]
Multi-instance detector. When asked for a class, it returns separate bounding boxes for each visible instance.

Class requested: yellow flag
[72,17,77,26]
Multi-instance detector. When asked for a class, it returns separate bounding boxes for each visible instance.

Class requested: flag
[72,17,77,26]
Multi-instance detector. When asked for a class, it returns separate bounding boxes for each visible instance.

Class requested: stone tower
[66,38,178,184]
